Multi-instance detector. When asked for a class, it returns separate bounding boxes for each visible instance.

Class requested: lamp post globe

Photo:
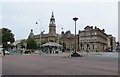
[73,17,78,21]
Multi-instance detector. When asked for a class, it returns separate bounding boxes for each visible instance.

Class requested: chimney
[102,29,105,32]
[95,26,97,29]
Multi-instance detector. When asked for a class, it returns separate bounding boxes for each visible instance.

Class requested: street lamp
[61,28,64,52]
[71,17,81,57]
[36,19,42,49]
[40,30,45,44]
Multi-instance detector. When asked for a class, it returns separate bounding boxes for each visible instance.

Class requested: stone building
[33,12,76,51]
[34,12,57,44]
[30,12,116,52]
[78,26,108,52]
[60,30,76,51]
[107,35,116,51]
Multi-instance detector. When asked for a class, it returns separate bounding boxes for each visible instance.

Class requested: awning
[41,42,62,47]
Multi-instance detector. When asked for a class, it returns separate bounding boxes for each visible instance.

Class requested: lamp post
[36,19,42,49]
[40,30,45,45]
[71,17,81,57]
[61,28,64,52]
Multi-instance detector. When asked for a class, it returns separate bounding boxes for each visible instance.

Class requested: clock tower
[48,12,56,42]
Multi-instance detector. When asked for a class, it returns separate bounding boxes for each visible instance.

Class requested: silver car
[0,50,10,55]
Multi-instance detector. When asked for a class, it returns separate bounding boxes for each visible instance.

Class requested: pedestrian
[2,49,5,56]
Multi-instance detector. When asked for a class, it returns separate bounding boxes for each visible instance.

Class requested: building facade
[29,12,116,52]
[107,35,116,51]
[78,26,108,52]
[34,12,57,44]
[60,30,76,51]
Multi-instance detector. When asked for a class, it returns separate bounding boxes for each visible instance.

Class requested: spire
[50,12,55,24]
[52,12,54,17]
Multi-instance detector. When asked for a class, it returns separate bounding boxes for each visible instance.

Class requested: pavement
[0,56,1,77]
[1,52,118,75]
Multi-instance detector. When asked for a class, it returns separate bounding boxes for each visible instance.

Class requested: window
[92,37,97,42]
[80,38,84,42]
[86,32,90,36]
[95,32,97,35]
[80,33,84,36]
[92,32,94,35]
[89,38,90,41]
[92,32,97,35]
[92,38,94,42]
[85,28,90,31]
[86,38,90,42]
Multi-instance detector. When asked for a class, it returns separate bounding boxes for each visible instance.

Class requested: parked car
[5,50,10,55]
[112,50,116,52]
[116,47,120,52]
[0,50,10,55]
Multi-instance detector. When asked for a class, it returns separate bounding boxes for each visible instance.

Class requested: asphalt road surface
[2,54,118,75]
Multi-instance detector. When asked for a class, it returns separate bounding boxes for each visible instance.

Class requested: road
[2,53,118,75]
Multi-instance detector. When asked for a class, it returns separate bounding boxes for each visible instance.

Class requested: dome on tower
[28,29,34,39]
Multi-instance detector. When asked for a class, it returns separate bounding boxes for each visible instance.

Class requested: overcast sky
[1,1,118,41]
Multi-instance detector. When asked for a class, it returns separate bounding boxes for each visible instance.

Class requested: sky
[0,0,119,41]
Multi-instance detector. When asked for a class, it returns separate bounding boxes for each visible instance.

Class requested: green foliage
[1,28,15,49]
[26,37,37,50]
[41,40,47,45]
[2,28,15,43]
[59,40,63,45]
[20,39,26,45]
[10,44,16,49]
[63,41,66,49]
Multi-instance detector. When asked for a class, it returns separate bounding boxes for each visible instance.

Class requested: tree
[20,39,26,49]
[26,37,37,52]
[1,28,15,50]
[9,44,16,49]
[20,39,26,45]
[58,40,63,45]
